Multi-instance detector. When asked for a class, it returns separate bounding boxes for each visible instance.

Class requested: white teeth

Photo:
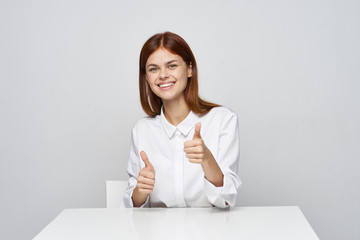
[159,82,175,88]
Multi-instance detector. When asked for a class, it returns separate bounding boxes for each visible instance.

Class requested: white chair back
[106,180,128,208]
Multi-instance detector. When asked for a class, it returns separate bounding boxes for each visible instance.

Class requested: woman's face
[145,48,192,104]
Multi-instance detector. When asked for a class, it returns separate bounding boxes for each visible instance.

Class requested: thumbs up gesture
[184,122,211,164]
[136,151,155,194]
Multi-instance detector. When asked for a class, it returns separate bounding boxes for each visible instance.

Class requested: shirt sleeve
[204,110,242,208]
[121,126,150,208]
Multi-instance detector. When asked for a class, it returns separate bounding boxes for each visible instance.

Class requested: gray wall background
[1,0,359,239]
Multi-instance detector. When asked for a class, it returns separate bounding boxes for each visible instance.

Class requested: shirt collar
[160,107,200,139]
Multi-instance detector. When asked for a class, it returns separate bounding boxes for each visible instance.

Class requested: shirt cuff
[204,173,240,208]
[204,177,228,208]
[121,177,150,208]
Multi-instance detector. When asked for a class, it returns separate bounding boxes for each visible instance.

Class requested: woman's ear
[188,63,192,78]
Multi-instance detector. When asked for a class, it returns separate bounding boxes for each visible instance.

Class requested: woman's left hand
[184,123,212,164]
[184,122,224,187]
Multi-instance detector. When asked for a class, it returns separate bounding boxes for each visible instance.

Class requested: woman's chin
[158,94,185,104]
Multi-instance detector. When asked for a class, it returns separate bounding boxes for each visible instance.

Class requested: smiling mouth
[158,82,175,88]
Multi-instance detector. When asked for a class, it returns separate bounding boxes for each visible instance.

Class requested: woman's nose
[159,68,169,79]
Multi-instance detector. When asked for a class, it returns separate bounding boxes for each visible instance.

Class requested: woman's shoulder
[132,115,160,130]
[208,106,238,119]
[205,106,239,130]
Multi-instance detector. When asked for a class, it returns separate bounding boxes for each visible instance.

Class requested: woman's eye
[168,64,177,69]
[149,67,158,72]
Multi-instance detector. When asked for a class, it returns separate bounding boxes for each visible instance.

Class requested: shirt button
[175,130,181,136]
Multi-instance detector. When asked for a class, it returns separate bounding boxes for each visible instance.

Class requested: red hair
[139,32,219,117]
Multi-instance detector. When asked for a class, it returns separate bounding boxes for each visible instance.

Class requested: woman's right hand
[136,151,155,194]
[132,151,155,207]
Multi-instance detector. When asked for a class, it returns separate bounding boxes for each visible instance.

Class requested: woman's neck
[163,96,190,126]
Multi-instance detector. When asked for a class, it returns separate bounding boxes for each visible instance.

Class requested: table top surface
[33,206,319,240]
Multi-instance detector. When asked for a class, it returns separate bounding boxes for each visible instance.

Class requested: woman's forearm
[132,187,149,207]
[201,154,224,187]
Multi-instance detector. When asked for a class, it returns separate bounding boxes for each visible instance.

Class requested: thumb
[193,122,201,139]
[140,151,153,169]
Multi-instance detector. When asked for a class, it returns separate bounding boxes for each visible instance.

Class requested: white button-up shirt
[122,106,241,208]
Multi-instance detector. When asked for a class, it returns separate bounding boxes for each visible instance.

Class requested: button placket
[174,129,186,207]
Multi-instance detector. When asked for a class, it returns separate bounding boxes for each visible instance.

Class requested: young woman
[122,32,241,208]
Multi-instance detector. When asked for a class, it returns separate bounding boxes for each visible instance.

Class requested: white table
[33,206,319,240]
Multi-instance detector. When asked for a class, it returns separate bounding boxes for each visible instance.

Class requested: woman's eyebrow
[167,60,178,64]
[147,60,178,68]
[146,63,158,68]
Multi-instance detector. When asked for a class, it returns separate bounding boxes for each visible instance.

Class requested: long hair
[139,32,220,117]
